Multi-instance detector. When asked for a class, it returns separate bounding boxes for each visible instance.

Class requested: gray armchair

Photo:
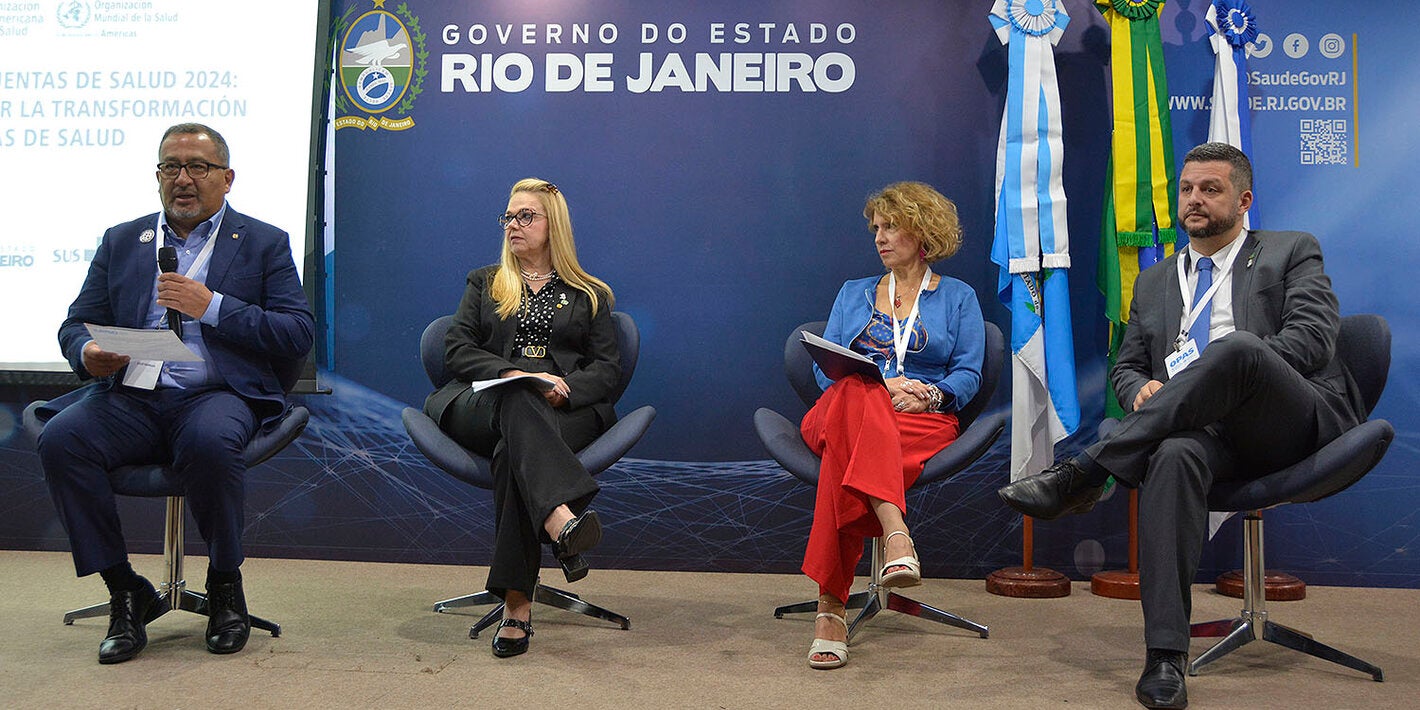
[401,311,655,637]
[754,320,1005,641]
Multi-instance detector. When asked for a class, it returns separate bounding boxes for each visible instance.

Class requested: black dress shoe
[491,618,533,658]
[552,510,602,583]
[997,460,1106,520]
[204,579,251,654]
[98,577,160,664]
[1136,649,1189,709]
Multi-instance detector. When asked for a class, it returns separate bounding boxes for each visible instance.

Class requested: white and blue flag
[1206,0,1260,230]
[989,0,1081,481]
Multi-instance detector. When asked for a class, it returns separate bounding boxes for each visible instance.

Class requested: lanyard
[155,219,219,280]
[1175,237,1244,347]
[888,269,932,376]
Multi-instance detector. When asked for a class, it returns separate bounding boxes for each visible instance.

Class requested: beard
[165,203,203,222]
[1183,208,1240,240]
[162,188,205,222]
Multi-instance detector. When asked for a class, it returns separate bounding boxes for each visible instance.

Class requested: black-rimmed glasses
[156,160,227,179]
[499,208,545,229]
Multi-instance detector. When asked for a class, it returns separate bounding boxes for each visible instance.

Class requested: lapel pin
[1247,251,1256,268]
[139,229,155,243]
[231,232,239,239]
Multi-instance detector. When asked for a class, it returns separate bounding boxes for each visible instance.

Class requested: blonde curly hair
[863,181,963,263]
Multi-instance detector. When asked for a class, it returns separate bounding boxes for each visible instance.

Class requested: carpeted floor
[0,550,1413,708]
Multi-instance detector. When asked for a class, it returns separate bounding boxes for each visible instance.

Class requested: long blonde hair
[490,178,614,319]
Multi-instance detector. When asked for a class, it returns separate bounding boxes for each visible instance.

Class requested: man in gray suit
[998,142,1366,709]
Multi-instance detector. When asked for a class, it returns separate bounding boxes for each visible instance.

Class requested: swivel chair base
[434,581,630,639]
[774,536,988,642]
[1189,512,1380,681]
[62,496,281,637]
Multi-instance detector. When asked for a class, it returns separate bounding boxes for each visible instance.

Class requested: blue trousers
[37,385,257,577]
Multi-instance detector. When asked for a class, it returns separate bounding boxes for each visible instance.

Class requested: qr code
[1300,119,1349,165]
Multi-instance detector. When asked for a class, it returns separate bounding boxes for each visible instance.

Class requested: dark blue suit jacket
[49,206,314,427]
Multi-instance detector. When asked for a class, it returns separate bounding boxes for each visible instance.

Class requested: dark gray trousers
[1085,332,1353,651]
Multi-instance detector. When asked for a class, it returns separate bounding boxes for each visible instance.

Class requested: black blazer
[1112,230,1366,444]
[423,265,620,428]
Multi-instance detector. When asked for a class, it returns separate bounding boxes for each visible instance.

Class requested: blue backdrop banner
[3,0,1417,589]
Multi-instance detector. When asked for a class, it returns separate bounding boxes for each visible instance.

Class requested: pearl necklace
[521,268,555,282]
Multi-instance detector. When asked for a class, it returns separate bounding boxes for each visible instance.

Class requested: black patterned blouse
[511,273,562,369]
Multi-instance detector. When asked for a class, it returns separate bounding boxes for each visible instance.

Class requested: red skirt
[799,374,960,602]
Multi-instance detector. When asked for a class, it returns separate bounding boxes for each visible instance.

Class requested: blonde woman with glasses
[423,178,618,659]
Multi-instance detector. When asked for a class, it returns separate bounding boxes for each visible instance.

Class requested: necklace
[521,268,555,282]
[891,272,926,309]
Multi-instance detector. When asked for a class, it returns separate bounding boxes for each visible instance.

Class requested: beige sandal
[880,530,922,588]
[807,612,848,670]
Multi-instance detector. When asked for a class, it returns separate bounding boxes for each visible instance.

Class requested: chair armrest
[917,411,1006,486]
[246,406,309,468]
[20,400,46,449]
[753,408,821,485]
[577,405,656,476]
[401,407,495,488]
[1207,419,1395,512]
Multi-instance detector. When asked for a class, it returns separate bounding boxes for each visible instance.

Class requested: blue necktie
[1189,256,1215,352]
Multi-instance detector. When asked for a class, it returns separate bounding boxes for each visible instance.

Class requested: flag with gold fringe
[1095,0,1178,419]
[989,0,1081,481]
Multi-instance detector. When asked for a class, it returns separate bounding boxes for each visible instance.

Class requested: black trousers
[1084,332,1355,652]
[442,384,603,598]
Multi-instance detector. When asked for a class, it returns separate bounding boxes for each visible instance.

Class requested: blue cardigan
[816,273,984,412]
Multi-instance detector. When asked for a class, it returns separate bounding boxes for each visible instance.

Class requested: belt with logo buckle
[519,345,548,358]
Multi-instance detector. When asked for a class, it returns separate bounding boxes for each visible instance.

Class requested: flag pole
[1091,489,1141,598]
[987,516,1071,597]
[983,0,1077,601]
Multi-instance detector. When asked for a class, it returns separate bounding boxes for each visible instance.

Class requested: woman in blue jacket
[802,182,984,669]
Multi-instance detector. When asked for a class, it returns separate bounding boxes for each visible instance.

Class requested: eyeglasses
[498,208,545,229]
[156,160,227,179]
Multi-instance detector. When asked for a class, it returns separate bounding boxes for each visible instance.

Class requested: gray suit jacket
[1111,230,1365,444]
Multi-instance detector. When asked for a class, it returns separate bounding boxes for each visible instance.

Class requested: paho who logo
[334,1,427,131]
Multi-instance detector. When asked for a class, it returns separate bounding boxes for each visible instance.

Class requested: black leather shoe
[1136,649,1189,709]
[491,618,533,658]
[204,578,251,654]
[997,460,1106,520]
[552,510,601,582]
[98,577,160,664]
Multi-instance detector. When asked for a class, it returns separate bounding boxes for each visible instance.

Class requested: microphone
[157,245,183,339]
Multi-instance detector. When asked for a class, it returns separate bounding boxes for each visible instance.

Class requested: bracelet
[927,386,945,412]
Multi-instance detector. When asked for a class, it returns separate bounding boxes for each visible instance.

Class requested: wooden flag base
[987,566,1072,598]
[1090,570,1140,599]
[987,517,1071,598]
[1215,569,1307,601]
[1091,489,1140,600]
